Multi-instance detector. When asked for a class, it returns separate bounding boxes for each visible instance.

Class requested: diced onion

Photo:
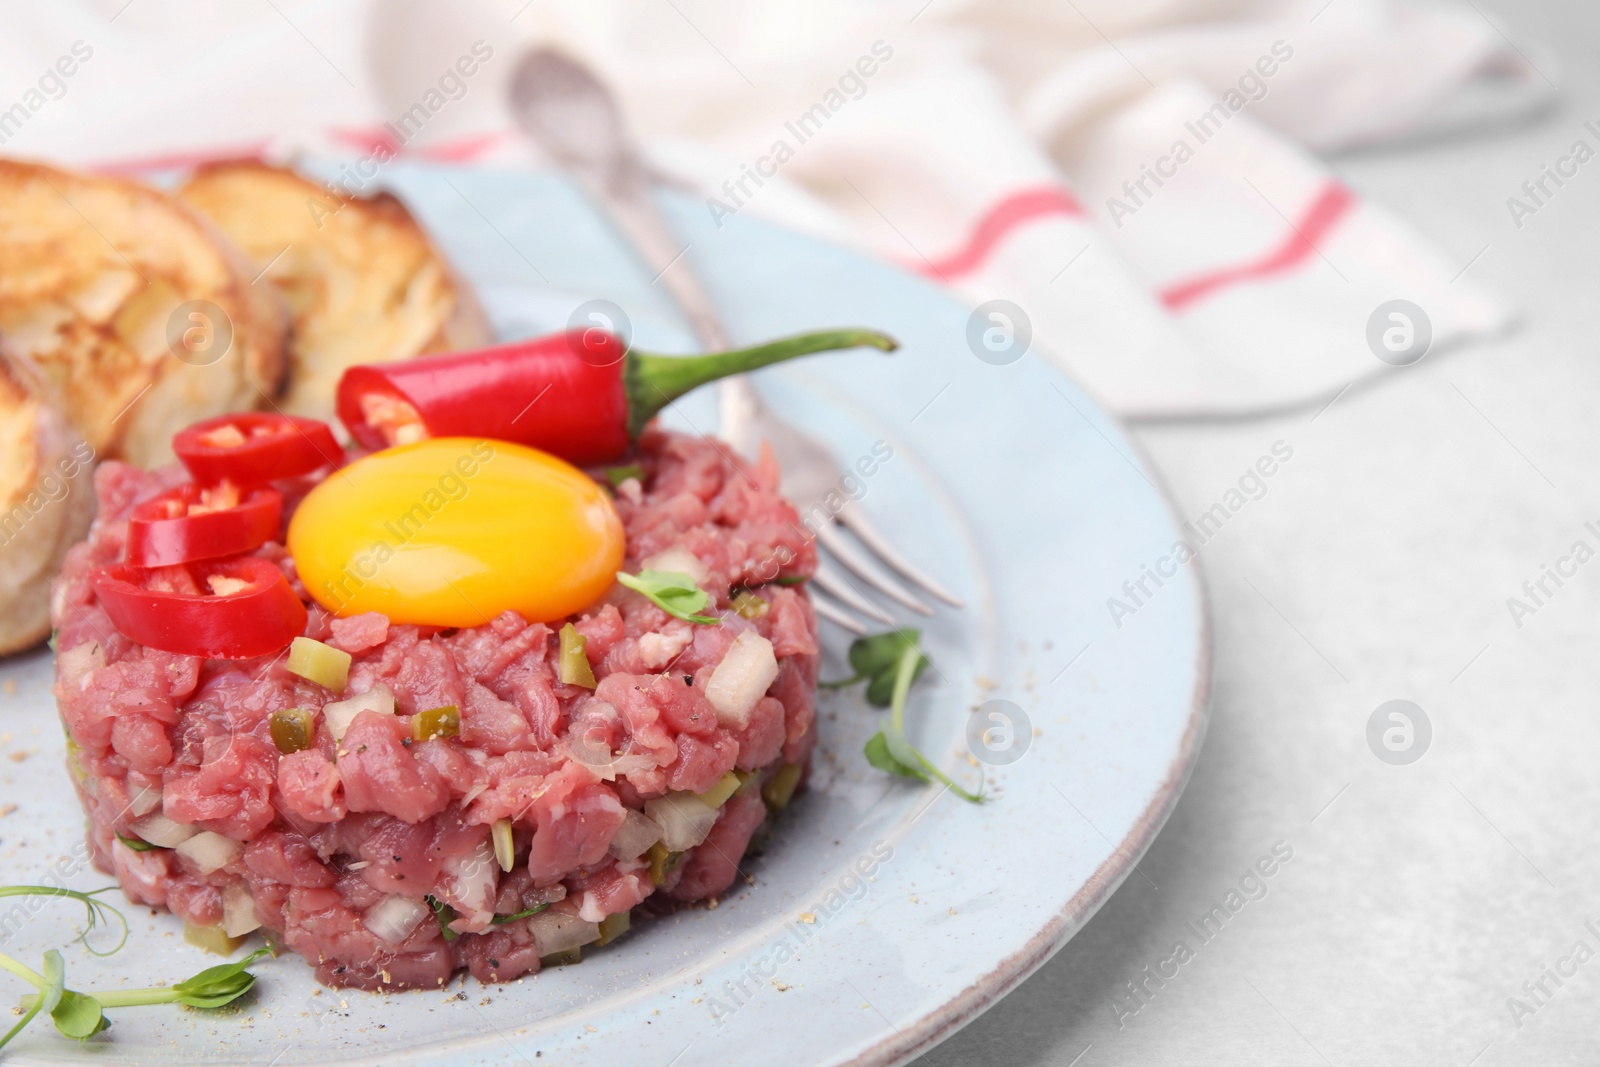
[175,830,243,874]
[131,812,198,849]
[705,631,778,728]
[442,840,500,922]
[528,910,601,956]
[492,818,515,872]
[569,730,659,783]
[222,883,261,937]
[608,809,664,862]
[128,782,163,817]
[640,546,708,586]
[645,792,719,851]
[287,636,352,692]
[323,684,395,743]
[363,894,429,946]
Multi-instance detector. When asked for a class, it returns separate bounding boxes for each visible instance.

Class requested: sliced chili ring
[91,557,308,660]
[125,483,283,568]
[173,413,341,486]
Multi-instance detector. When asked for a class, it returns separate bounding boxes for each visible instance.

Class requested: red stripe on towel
[1158,183,1356,311]
[914,186,1085,280]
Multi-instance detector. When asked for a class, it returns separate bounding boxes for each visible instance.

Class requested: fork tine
[813,560,896,625]
[838,506,964,608]
[815,522,934,616]
[810,588,869,633]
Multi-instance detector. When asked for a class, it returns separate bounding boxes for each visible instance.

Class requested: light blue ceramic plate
[0,164,1208,1066]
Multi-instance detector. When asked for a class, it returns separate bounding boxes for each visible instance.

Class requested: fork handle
[578,166,731,352]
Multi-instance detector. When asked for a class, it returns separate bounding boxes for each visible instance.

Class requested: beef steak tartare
[51,428,819,989]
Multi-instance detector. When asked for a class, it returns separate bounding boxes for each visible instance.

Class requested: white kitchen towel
[0,0,1545,417]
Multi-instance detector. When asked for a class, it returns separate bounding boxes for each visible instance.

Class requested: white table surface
[943,1,1600,1064]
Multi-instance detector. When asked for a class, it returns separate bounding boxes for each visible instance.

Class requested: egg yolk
[288,437,625,627]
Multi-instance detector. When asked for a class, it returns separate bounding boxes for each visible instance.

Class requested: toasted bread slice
[177,161,491,423]
[0,159,288,468]
[0,355,95,655]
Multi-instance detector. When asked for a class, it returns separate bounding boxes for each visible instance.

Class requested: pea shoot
[615,569,719,624]
[0,886,270,1054]
[827,630,985,803]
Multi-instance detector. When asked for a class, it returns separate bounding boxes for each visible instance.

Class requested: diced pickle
[413,704,461,742]
[287,636,351,692]
[731,590,769,619]
[695,771,741,809]
[761,763,803,813]
[270,708,315,754]
[595,910,632,946]
[647,841,685,886]
[183,920,246,957]
[558,623,597,688]
[540,947,583,967]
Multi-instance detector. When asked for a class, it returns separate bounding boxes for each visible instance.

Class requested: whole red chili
[335,328,898,467]
[91,557,308,660]
[124,483,283,568]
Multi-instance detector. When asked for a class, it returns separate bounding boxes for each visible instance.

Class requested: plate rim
[841,437,1215,1067]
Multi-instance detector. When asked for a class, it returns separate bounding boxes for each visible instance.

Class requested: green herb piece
[0,890,123,1051]
[38,951,108,1039]
[51,987,110,1039]
[859,640,984,804]
[88,947,270,1009]
[425,895,549,941]
[0,887,128,956]
[821,628,928,706]
[604,463,644,487]
[772,575,808,586]
[115,832,159,853]
[615,569,720,625]
[1,888,269,1053]
[425,895,459,941]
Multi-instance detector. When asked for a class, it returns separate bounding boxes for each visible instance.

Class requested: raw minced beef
[51,428,819,989]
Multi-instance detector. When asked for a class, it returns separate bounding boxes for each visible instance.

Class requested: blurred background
[4,0,1598,1063]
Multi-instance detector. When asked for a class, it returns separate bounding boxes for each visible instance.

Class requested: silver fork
[508,48,961,631]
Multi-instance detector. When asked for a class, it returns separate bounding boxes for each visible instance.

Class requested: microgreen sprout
[829,632,984,803]
[615,569,719,624]
[0,887,270,1054]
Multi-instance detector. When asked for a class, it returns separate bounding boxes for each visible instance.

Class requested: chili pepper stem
[624,329,898,438]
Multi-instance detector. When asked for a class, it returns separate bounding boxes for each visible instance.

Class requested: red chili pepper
[173,412,341,486]
[124,483,283,568]
[336,328,898,467]
[91,557,308,660]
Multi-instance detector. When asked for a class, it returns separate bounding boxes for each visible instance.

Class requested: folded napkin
[0,0,1546,416]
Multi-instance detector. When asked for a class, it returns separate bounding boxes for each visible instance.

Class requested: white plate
[0,164,1209,1066]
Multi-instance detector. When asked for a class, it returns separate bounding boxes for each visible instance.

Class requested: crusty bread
[0,158,289,468]
[0,355,95,655]
[177,161,491,423]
